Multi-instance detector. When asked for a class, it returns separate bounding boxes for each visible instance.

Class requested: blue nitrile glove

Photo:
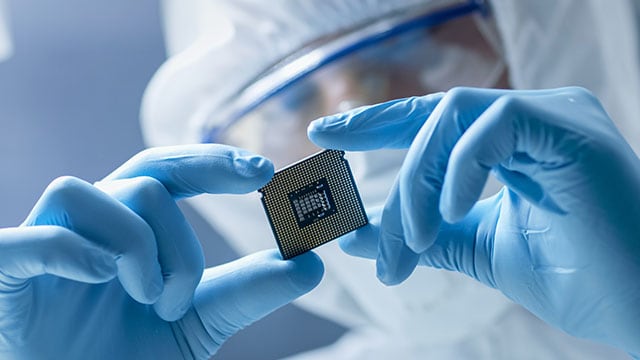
[0,144,324,359]
[308,87,640,357]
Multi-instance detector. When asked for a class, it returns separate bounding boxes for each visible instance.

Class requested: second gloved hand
[308,87,640,357]
[0,144,323,359]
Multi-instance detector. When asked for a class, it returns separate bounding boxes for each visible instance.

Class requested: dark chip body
[259,150,368,259]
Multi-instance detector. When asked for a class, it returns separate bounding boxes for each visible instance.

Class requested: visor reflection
[209,6,506,169]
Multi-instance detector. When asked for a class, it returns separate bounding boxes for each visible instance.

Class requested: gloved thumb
[421,194,502,288]
[178,250,324,358]
[338,196,502,289]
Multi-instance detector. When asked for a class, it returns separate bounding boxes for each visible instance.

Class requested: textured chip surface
[259,150,368,259]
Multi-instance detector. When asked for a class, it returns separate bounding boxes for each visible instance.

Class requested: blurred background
[0,0,344,358]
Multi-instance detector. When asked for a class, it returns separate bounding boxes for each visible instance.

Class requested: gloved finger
[96,177,204,322]
[377,181,420,285]
[0,226,117,285]
[22,176,163,304]
[392,87,503,257]
[103,144,274,199]
[338,206,382,259]
[440,89,588,222]
[340,197,503,289]
[307,94,444,151]
[345,88,500,283]
[181,250,324,358]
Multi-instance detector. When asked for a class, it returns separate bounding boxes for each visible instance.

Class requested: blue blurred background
[0,1,343,358]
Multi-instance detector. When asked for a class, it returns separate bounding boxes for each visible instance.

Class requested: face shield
[200,0,506,169]
[0,0,13,62]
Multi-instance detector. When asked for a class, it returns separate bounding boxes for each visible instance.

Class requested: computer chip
[259,149,368,259]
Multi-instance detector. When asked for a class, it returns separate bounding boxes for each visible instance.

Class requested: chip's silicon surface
[288,177,337,228]
[259,150,368,259]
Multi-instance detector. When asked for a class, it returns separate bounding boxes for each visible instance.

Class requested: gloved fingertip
[338,234,370,258]
[439,198,468,224]
[307,118,345,149]
[440,209,460,225]
[76,251,118,284]
[438,180,466,224]
[306,118,323,136]
[145,281,164,304]
[376,234,419,286]
[376,260,406,286]
[405,242,428,254]
[154,307,178,322]
[376,252,401,286]
[233,153,274,183]
[285,251,324,293]
[402,214,439,253]
[337,222,380,259]
[135,265,164,304]
[154,298,192,322]
[94,254,118,280]
[308,114,345,133]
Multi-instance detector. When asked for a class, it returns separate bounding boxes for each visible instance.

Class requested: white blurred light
[0,0,13,62]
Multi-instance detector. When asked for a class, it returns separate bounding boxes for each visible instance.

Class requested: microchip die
[259,150,368,259]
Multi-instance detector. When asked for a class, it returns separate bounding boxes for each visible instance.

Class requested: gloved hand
[308,87,640,357]
[0,144,324,359]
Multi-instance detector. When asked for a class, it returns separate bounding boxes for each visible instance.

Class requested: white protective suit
[142,0,639,358]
